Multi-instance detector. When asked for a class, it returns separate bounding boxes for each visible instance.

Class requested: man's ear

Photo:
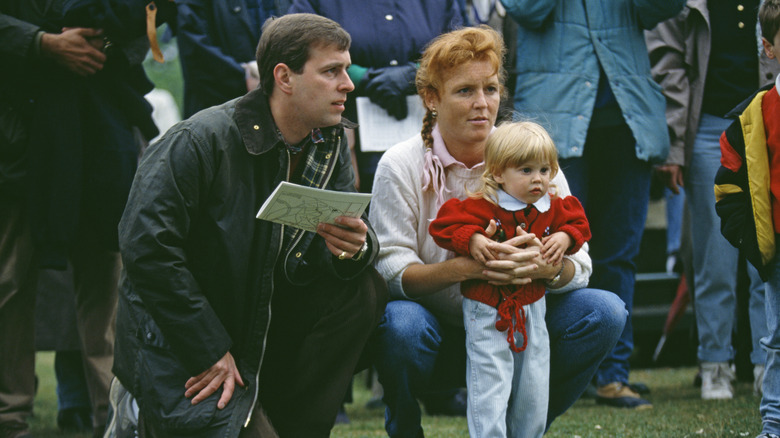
[273,63,294,95]
[763,37,776,59]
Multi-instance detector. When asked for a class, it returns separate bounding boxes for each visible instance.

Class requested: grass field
[29,352,762,438]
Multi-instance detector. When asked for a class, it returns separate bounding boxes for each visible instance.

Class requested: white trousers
[463,297,549,438]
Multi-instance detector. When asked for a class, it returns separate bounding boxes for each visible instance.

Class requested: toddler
[430,121,590,438]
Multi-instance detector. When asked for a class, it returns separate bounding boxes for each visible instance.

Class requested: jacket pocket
[135,320,242,435]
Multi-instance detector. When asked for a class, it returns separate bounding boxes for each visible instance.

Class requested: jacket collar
[234,88,357,156]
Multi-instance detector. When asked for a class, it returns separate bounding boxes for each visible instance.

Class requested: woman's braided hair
[415,25,507,151]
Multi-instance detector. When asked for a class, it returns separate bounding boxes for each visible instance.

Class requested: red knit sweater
[430,193,590,351]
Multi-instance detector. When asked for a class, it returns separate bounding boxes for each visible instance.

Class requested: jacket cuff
[33,30,45,57]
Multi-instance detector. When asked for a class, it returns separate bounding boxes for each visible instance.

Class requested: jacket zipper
[244,148,293,427]
[244,134,342,427]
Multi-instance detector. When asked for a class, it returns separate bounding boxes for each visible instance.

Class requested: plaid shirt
[279,127,343,250]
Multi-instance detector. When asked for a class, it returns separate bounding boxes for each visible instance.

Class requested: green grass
[30,352,762,438]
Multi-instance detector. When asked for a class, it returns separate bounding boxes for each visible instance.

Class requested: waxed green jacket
[114,88,376,437]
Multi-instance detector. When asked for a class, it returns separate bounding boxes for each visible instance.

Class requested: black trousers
[258,267,388,437]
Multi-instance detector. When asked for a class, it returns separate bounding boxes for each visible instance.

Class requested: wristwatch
[351,241,369,262]
[546,261,566,287]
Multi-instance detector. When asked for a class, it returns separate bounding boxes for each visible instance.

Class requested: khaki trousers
[0,200,119,430]
[0,202,36,425]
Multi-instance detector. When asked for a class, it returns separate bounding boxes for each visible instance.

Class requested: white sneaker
[754,364,765,396]
[700,362,735,400]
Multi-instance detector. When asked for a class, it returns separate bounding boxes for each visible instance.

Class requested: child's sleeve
[429,198,491,256]
[552,196,591,255]
[714,115,772,278]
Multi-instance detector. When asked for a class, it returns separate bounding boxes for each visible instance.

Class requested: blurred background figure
[502,0,686,409]
[646,0,780,401]
[174,0,291,118]
[288,0,464,193]
[0,1,173,437]
[35,269,92,435]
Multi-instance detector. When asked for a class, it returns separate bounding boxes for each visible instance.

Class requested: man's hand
[317,216,368,259]
[184,352,244,409]
[40,28,106,76]
[655,164,684,194]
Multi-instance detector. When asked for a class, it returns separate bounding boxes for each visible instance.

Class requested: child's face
[763,31,780,64]
[494,159,551,204]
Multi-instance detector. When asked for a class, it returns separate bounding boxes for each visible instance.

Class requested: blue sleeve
[175,0,250,117]
[287,0,318,13]
[500,0,557,29]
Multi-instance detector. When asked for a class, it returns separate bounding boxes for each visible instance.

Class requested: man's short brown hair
[760,0,780,43]
[256,13,351,96]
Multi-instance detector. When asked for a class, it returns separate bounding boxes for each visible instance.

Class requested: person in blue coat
[175,0,291,118]
[502,0,686,409]
[288,0,463,193]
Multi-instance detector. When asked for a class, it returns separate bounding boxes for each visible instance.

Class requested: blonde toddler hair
[472,121,559,204]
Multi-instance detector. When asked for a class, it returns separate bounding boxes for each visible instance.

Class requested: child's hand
[541,232,572,265]
[469,232,497,264]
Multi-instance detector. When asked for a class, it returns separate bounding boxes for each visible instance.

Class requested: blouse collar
[497,188,551,213]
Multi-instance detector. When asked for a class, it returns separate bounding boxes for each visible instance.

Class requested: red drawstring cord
[495,295,528,353]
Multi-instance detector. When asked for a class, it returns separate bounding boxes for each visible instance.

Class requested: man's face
[289,44,354,130]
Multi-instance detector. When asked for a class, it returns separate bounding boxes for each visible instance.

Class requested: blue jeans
[688,113,767,365]
[372,289,626,437]
[761,249,780,435]
[463,298,548,438]
[665,187,685,257]
[559,123,650,386]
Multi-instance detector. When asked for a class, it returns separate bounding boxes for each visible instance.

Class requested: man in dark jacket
[113,13,387,438]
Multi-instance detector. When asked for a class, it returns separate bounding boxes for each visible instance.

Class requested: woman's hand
[482,227,559,285]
